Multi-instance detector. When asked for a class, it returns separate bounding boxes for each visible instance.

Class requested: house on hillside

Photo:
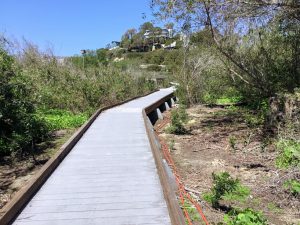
[143,28,176,51]
[143,29,173,40]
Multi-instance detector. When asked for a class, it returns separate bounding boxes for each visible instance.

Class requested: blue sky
[0,0,160,56]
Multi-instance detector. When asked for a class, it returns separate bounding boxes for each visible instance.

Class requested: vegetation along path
[7,88,177,225]
[156,105,299,225]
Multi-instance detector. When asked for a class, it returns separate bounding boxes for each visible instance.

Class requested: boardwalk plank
[13,88,174,225]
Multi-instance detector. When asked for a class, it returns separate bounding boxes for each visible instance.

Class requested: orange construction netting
[155,116,209,225]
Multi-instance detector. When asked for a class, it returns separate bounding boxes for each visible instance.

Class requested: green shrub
[178,105,188,123]
[204,172,250,208]
[283,179,300,197]
[0,47,49,156]
[125,52,144,59]
[229,136,237,150]
[276,139,300,168]
[175,87,189,106]
[182,201,200,222]
[243,112,265,128]
[224,208,267,225]
[167,106,188,134]
[169,139,175,151]
[144,49,166,65]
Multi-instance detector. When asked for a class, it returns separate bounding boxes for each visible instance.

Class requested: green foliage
[167,106,188,134]
[153,0,300,108]
[169,139,175,150]
[242,100,269,128]
[190,29,215,47]
[174,46,233,105]
[229,136,237,150]
[146,64,162,72]
[0,37,156,158]
[0,47,49,156]
[204,172,250,208]
[223,185,251,203]
[224,208,267,225]
[242,100,269,127]
[144,49,166,65]
[283,179,300,196]
[235,24,300,103]
[267,203,282,213]
[19,43,156,112]
[243,112,265,128]
[164,49,183,71]
[216,97,241,105]
[125,52,144,60]
[96,48,109,65]
[276,139,300,168]
[68,49,109,68]
[36,109,88,131]
[175,86,189,106]
[177,105,188,122]
[181,201,200,223]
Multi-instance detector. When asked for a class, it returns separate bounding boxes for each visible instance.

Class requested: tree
[127,28,137,40]
[121,28,137,48]
[164,22,174,30]
[151,0,300,101]
[139,22,155,33]
[96,48,108,64]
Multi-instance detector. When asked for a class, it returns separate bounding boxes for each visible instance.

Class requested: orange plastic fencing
[156,116,209,225]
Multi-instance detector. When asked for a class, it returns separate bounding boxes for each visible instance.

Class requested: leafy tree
[151,0,300,103]
[139,22,155,33]
[121,28,137,48]
[164,22,174,30]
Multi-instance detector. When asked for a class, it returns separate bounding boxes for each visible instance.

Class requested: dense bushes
[151,1,300,108]
[168,40,234,105]
[0,48,49,156]
[229,24,300,105]
[171,23,300,107]
[19,44,155,112]
[0,39,156,158]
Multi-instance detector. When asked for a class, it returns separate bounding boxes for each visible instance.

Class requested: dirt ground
[156,105,300,225]
[0,129,75,211]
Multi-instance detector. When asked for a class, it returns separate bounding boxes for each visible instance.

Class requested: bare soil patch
[0,129,75,210]
[156,105,300,225]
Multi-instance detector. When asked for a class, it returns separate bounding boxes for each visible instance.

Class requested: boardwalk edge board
[143,94,186,225]
[0,90,158,225]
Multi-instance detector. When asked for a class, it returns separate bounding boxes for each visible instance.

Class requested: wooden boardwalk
[13,88,174,225]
